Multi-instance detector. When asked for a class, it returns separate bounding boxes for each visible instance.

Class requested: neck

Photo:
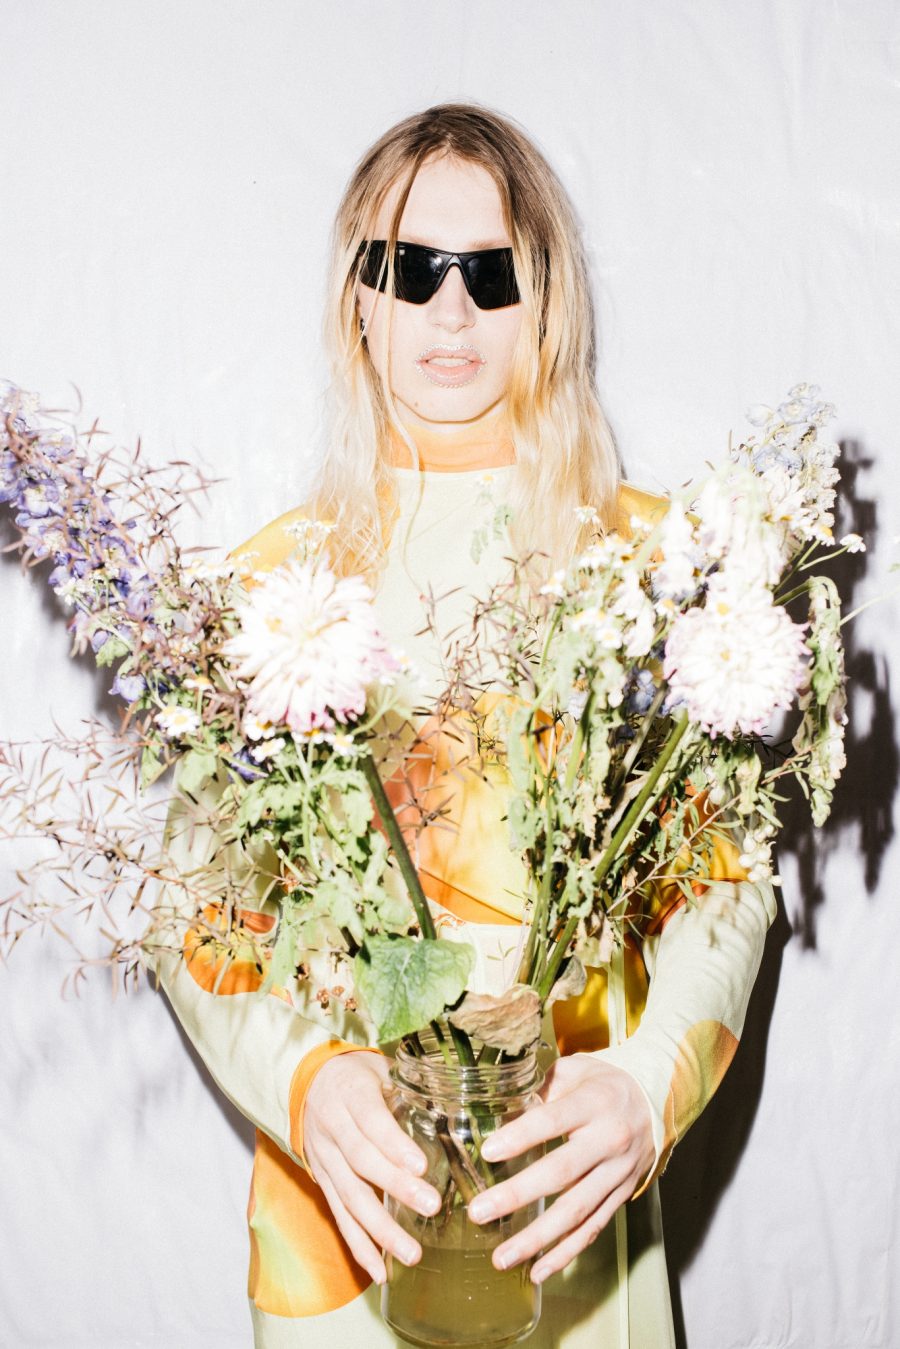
[388,405,516,472]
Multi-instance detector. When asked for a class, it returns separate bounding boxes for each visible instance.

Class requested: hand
[466,1054,655,1284]
[303,1051,442,1285]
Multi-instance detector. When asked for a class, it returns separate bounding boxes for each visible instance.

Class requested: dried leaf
[448,983,542,1054]
[547,955,588,1006]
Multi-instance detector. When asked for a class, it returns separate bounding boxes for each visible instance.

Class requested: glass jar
[382,1035,545,1349]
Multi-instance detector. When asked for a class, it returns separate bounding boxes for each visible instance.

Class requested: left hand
[466,1054,655,1284]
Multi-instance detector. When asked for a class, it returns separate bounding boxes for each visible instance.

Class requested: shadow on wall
[661,437,898,1348]
[779,438,897,945]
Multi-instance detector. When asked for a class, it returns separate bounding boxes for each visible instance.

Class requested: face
[357,155,523,428]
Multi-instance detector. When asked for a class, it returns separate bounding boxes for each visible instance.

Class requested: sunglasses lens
[357,242,389,292]
[464,249,520,310]
[394,245,446,304]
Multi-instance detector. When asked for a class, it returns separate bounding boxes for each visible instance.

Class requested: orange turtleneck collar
[388,407,516,472]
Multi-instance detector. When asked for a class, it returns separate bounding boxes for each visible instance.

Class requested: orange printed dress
[148,417,775,1348]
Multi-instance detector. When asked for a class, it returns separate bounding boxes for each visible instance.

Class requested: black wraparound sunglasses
[356,240,521,310]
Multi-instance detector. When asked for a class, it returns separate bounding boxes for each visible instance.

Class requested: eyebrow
[400,235,512,251]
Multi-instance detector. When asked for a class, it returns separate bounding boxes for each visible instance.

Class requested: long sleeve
[593,874,777,1191]
[144,779,376,1169]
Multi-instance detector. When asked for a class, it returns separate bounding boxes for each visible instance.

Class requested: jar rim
[392,1030,543,1100]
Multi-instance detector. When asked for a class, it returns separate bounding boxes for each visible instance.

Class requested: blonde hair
[311,102,620,578]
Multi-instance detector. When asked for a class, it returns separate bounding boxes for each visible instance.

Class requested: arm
[148,779,442,1283]
[465,866,776,1281]
[145,777,375,1169]
[595,874,777,1192]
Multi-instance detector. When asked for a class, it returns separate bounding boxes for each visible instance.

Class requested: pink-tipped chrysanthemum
[224,559,398,734]
[663,576,808,738]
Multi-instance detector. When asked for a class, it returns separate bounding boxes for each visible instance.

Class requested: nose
[428,263,476,333]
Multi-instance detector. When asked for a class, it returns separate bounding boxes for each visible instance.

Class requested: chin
[401,387,504,425]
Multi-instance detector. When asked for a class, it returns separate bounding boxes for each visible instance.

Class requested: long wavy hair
[311,102,620,578]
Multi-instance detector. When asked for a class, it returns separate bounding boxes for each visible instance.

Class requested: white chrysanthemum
[540,568,568,598]
[249,736,287,763]
[224,559,398,733]
[664,577,808,738]
[155,705,201,738]
[242,712,276,741]
[323,730,360,757]
[570,605,624,649]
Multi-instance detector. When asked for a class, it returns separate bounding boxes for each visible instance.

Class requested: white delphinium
[664,574,809,738]
[792,575,848,824]
[611,569,657,659]
[738,820,778,884]
[224,559,399,734]
[735,384,840,551]
[693,471,788,588]
[654,501,701,601]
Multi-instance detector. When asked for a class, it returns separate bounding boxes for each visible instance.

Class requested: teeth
[429,357,469,367]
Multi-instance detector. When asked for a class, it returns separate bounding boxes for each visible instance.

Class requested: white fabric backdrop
[2,2,898,1345]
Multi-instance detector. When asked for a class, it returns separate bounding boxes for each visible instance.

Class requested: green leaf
[354,935,474,1043]
[259,901,303,996]
[342,783,374,837]
[176,749,219,797]
[140,746,166,788]
[235,781,267,830]
[311,877,365,945]
[95,637,131,667]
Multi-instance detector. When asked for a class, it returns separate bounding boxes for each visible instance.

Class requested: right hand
[303,1051,442,1284]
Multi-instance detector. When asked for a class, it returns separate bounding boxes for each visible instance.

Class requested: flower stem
[360,749,435,940]
[537,913,580,1001]
[360,749,475,1067]
[610,684,667,797]
[594,711,690,885]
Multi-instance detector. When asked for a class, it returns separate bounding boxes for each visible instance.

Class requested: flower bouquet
[0,379,859,1348]
[433,383,854,1055]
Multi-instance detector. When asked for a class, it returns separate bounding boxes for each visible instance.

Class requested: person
[149,103,775,1348]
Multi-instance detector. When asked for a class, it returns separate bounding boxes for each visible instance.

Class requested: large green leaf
[176,748,219,798]
[354,935,474,1043]
[259,900,303,997]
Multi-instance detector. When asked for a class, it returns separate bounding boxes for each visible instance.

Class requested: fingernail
[398,1239,419,1265]
[414,1186,440,1216]
[468,1196,495,1224]
[531,1264,548,1285]
[494,1246,516,1270]
[406,1151,426,1175]
[481,1139,502,1161]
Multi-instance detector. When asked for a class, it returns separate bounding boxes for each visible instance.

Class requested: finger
[327,1146,423,1268]
[492,1163,627,1270]
[346,1072,429,1176]
[468,1138,595,1225]
[317,1169,386,1286]
[340,1116,441,1217]
[481,1093,587,1163]
[530,1178,634,1284]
